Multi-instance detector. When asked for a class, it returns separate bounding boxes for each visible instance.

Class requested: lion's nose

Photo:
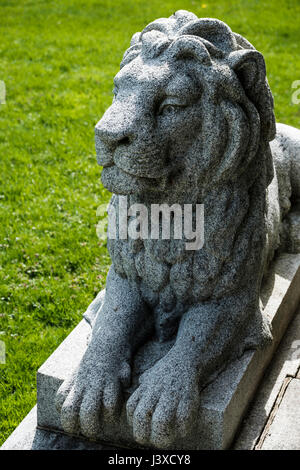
[95,122,134,150]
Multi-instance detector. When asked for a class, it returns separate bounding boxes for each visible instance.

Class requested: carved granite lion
[56,10,300,448]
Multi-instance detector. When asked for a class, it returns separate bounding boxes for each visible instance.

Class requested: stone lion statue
[56,10,300,448]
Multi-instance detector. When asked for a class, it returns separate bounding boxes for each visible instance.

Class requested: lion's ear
[229,48,276,168]
[229,50,266,97]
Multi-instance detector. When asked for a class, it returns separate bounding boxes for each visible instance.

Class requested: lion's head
[95,10,275,201]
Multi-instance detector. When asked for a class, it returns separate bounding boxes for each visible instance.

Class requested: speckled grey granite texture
[0,407,112,450]
[55,10,300,449]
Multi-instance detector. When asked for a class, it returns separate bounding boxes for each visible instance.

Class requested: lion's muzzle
[95,102,170,189]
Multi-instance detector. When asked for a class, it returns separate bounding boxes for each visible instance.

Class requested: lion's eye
[158,98,187,116]
[160,104,177,115]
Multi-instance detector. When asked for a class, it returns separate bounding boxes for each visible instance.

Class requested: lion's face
[95,12,275,199]
[96,54,206,197]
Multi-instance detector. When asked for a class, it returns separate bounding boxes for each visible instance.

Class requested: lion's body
[105,122,300,348]
[272,123,300,209]
[265,123,300,264]
[108,180,267,343]
[57,10,300,449]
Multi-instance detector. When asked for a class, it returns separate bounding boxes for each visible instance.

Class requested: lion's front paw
[126,352,199,448]
[55,352,131,440]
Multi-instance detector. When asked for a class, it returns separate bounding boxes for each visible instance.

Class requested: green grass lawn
[0,0,300,445]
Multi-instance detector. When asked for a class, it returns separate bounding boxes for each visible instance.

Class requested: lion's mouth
[113,150,171,179]
[102,160,171,180]
[101,164,170,195]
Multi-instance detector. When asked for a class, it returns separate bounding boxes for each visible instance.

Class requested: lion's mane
[108,11,277,344]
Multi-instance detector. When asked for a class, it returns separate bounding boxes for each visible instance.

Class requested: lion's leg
[56,266,153,439]
[174,293,271,375]
[126,292,268,448]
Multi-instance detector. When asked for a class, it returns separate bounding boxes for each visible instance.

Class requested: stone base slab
[260,378,300,450]
[233,305,300,449]
[0,406,111,450]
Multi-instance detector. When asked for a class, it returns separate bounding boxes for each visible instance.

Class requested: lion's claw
[55,353,130,439]
[126,353,199,448]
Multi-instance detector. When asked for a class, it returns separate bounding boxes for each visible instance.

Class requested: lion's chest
[105,187,250,334]
[108,237,187,339]
[107,234,219,339]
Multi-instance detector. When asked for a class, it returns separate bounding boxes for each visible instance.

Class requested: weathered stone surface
[1,407,111,451]
[37,320,91,432]
[260,378,300,450]
[54,10,300,449]
[234,306,300,449]
[35,253,300,449]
